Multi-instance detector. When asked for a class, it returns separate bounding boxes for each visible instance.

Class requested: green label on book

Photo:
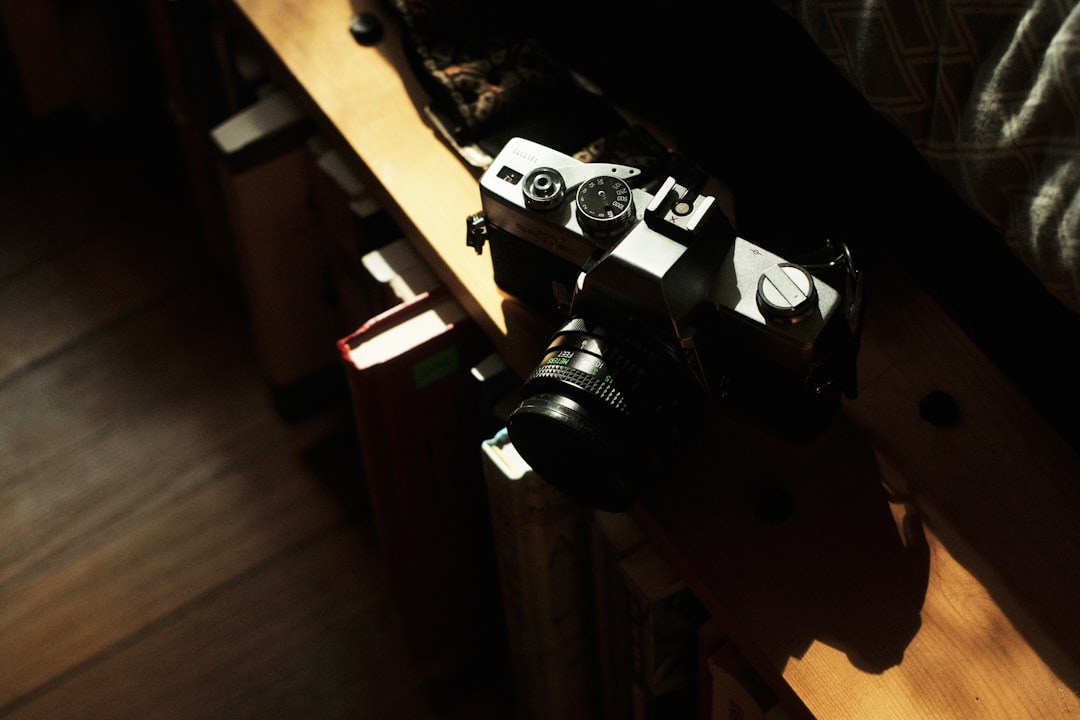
[413,346,461,389]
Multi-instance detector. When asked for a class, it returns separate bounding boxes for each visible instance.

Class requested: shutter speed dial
[575,175,635,238]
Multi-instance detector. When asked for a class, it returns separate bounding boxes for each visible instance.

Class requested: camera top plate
[479,137,650,266]
[483,137,641,199]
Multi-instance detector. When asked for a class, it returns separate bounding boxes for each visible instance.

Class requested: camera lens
[508,317,706,511]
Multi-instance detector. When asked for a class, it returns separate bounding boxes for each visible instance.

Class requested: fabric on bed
[775,0,1080,313]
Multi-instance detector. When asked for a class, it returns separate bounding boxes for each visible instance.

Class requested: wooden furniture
[225,1,1080,717]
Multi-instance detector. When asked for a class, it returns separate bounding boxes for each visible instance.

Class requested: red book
[338,289,499,674]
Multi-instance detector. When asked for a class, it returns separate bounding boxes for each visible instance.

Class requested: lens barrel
[508,317,705,511]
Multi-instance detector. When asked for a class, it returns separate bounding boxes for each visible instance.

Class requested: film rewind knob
[757,263,817,321]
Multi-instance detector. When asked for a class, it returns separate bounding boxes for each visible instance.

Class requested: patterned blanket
[775,0,1080,313]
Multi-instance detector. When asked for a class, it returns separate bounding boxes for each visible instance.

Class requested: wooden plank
[0,229,192,379]
[0,139,195,381]
[633,251,1080,719]
[0,280,254,483]
[0,525,447,720]
[846,254,1080,668]
[0,280,350,709]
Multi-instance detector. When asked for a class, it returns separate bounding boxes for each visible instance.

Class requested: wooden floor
[0,113,507,719]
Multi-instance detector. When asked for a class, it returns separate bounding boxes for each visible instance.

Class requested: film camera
[467,137,861,511]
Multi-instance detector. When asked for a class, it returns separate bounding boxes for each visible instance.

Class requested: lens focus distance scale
[528,361,629,415]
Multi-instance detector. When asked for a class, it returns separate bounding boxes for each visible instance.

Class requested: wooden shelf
[227,1,1080,717]
[225,0,548,377]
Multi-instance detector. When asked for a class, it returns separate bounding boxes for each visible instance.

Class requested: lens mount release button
[757,263,817,322]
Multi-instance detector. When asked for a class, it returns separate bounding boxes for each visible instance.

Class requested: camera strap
[799,240,864,399]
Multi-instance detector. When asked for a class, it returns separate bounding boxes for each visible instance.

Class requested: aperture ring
[526,363,629,415]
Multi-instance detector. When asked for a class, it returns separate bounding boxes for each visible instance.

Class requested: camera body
[468,137,857,510]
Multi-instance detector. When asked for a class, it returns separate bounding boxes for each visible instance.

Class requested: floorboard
[0,113,508,720]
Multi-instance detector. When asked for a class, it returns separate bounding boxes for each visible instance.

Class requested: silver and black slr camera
[467,137,861,511]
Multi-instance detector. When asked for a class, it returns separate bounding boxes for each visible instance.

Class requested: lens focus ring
[527,361,629,415]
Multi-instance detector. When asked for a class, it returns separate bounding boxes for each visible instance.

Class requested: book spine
[696,618,730,720]
[309,142,405,330]
[618,538,708,720]
[590,511,649,720]
[707,640,786,720]
[339,293,497,677]
[482,429,595,720]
